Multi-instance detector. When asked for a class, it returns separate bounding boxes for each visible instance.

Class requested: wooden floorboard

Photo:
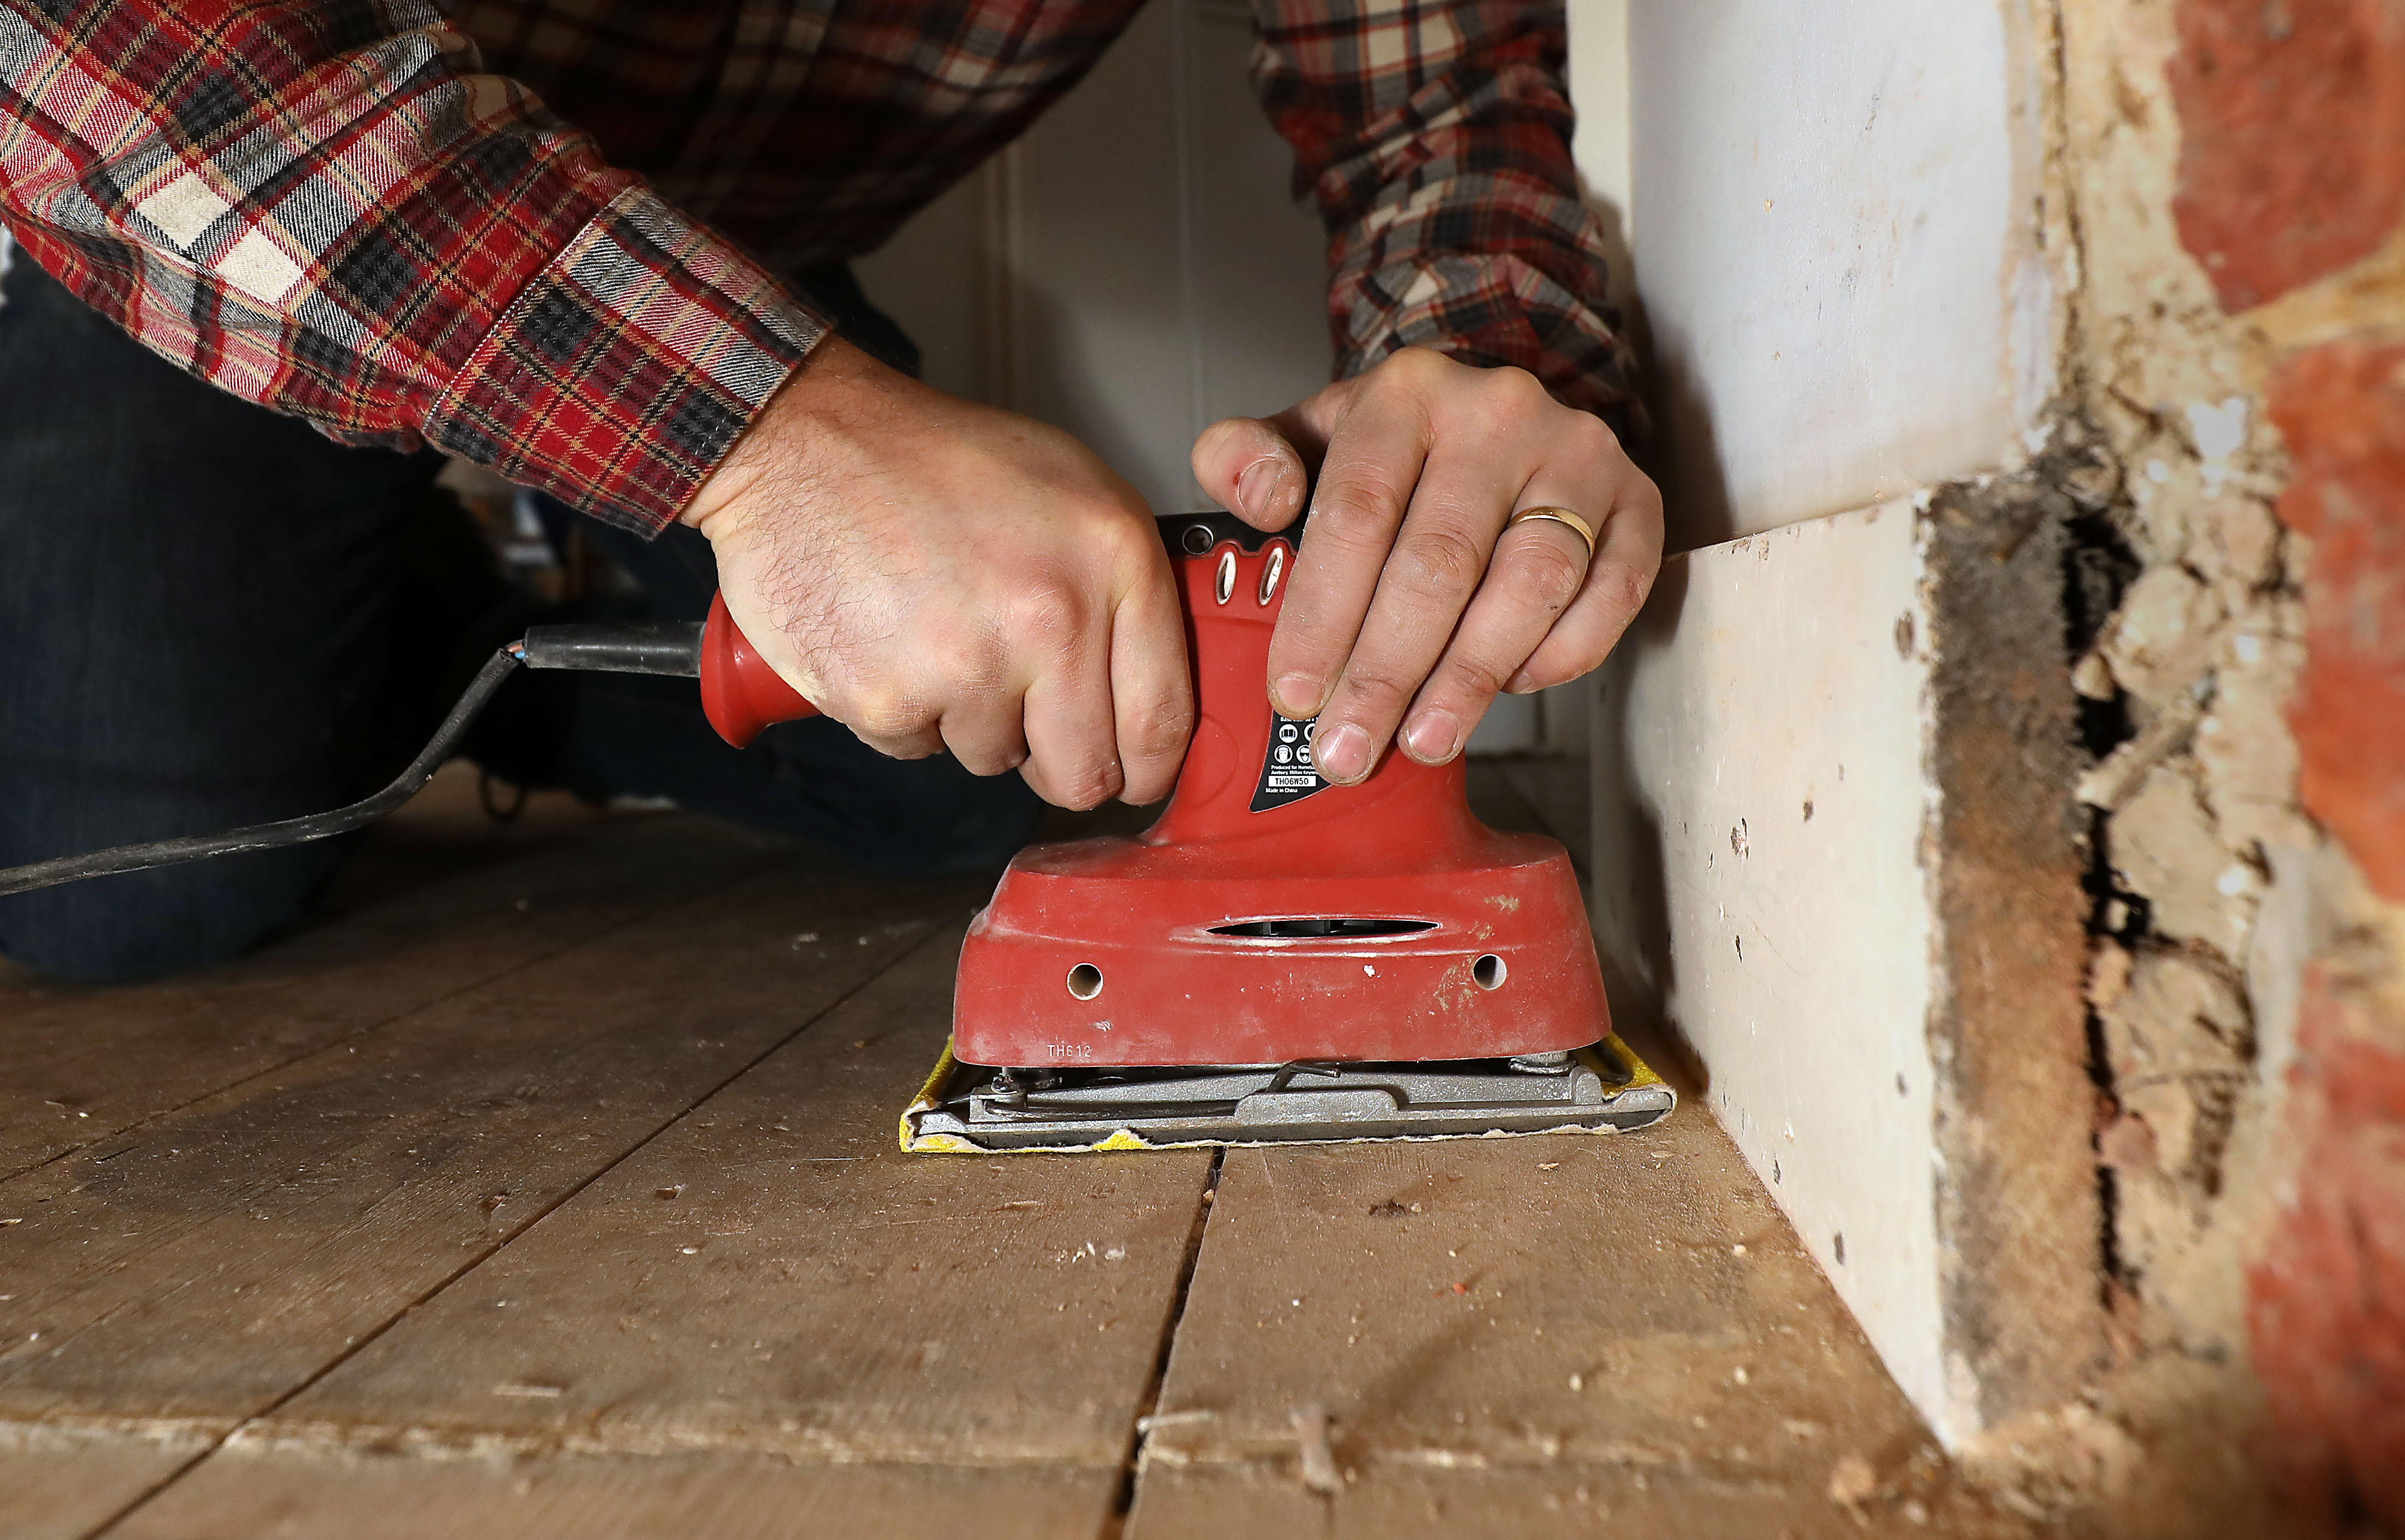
[189,920,1213,1463]
[1123,1098,2040,1538]
[1,807,786,1181]
[0,849,982,1535]
[106,919,1210,1538]
[1123,1463,2031,1539]
[111,1444,1120,1540]
[0,780,2038,1539]
[0,1423,213,1540]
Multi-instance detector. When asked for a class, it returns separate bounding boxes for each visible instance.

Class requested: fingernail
[1504,670,1539,694]
[1402,709,1460,764]
[1315,723,1370,783]
[1274,672,1321,719]
[1236,457,1281,522]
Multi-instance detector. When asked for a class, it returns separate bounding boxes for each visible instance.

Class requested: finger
[1395,508,1593,765]
[936,692,1031,777]
[1263,395,1433,722]
[1014,584,1126,811]
[1305,438,1524,783]
[1109,542,1195,805]
[847,711,948,763]
[1190,417,1310,531]
[1507,472,1665,692]
[831,643,989,764]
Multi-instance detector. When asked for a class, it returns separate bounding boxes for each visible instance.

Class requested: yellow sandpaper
[899,1036,1670,1155]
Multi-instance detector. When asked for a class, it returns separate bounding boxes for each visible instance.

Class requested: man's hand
[682,337,1191,810]
[1191,348,1663,784]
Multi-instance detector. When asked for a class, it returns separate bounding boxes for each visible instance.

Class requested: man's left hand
[1190,347,1663,784]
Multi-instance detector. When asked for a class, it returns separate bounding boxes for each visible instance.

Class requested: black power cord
[0,621,705,899]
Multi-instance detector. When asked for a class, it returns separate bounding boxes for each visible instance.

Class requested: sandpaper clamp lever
[0,595,820,900]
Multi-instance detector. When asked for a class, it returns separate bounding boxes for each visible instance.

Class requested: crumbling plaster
[2056,0,2296,1354]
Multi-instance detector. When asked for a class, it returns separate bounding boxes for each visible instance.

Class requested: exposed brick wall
[2266,343,2405,898]
[2171,0,2405,311]
[2246,968,2405,1528]
[2172,0,2405,1525]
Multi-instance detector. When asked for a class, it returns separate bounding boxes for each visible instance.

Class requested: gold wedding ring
[1505,504,1596,555]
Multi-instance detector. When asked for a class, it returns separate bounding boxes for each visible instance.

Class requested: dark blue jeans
[0,256,1035,983]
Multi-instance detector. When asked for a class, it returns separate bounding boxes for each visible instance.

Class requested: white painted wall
[856,0,1331,520]
[1585,0,2048,550]
[1565,0,1632,310]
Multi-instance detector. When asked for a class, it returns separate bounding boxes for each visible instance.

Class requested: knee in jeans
[0,849,334,984]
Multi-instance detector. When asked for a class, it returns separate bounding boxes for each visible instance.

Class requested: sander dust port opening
[1206,918,1437,940]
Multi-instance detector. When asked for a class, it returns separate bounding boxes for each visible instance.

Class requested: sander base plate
[901,1037,1674,1153]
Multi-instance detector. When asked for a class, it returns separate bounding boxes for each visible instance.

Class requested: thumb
[1191,417,1308,531]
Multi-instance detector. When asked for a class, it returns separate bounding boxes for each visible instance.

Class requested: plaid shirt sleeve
[1250,0,1637,424]
[0,0,827,533]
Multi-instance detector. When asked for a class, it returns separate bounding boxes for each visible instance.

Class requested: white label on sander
[1251,713,1328,812]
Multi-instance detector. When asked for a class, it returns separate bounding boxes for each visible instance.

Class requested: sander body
[909,514,1671,1150]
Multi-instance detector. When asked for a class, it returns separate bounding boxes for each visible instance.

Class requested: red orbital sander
[708,512,1673,1151]
[1,513,1669,1152]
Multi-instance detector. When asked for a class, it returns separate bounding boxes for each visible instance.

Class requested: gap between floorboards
[1101,1147,1228,1540]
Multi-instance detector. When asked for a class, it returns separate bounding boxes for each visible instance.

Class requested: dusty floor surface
[0,765,2044,1539]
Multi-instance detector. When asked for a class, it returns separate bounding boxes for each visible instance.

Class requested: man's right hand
[680,337,1192,810]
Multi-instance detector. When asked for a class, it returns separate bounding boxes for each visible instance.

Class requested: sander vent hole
[1472,953,1507,990]
[1209,918,1436,940]
[1065,963,1104,1000]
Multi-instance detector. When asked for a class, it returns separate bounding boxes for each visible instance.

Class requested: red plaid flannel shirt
[0,0,1631,533]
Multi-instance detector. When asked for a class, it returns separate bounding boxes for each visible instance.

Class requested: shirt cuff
[426,187,829,534]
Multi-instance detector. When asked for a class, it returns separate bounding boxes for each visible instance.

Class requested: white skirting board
[1591,494,2100,1445]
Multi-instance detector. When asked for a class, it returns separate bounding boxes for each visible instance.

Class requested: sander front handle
[699,590,820,747]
